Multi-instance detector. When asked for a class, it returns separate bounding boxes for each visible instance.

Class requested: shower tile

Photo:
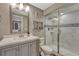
[60,27,79,55]
[60,11,79,25]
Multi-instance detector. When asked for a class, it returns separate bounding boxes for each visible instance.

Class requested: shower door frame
[44,9,61,53]
[44,3,78,55]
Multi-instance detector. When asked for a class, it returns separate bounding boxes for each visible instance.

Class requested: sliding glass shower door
[44,10,58,52]
[60,4,79,55]
[44,3,79,55]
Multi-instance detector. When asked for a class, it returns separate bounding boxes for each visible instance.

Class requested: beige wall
[0,3,10,37]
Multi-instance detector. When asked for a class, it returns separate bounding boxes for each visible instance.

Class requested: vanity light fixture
[10,3,16,8]
[10,3,30,12]
[25,5,30,12]
[19,3,24,10]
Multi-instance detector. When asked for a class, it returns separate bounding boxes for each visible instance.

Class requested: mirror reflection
[11,3,29,34]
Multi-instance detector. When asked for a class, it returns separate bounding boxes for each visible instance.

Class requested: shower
[44,3,79,56]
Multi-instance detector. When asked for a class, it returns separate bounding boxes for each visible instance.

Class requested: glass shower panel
[45,10,58,52]
[59,4,79,55]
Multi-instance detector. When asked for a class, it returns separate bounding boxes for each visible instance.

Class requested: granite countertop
[0,36,39,48]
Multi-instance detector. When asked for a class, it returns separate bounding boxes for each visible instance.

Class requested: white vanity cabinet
[0,38,39,56]
[29,41,37,56]
[18,40,39,56]
[19,43,29,56]
[1,46,18,56]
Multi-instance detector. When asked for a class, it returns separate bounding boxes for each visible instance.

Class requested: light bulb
[10,3,16,8]
[53,17,58,21]
[60,13,64,15]
[25,5,30,12]
[19,3,23,10]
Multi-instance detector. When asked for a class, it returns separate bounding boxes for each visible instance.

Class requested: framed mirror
[10,3,30,34]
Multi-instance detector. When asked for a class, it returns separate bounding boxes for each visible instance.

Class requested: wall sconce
[25,5,30,12]
[10,3,16,8]
[19,3,24,10]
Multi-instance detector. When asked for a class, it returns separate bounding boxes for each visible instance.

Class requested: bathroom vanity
[0,36,39,56]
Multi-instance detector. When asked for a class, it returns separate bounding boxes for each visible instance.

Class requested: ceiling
[30,3,54,10]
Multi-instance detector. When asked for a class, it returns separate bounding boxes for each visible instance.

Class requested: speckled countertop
[0,36,39,48]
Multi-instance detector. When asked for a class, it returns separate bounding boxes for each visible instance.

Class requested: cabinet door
[19,44,29,56]
[1,46,18,56]
[29,41,37,56]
